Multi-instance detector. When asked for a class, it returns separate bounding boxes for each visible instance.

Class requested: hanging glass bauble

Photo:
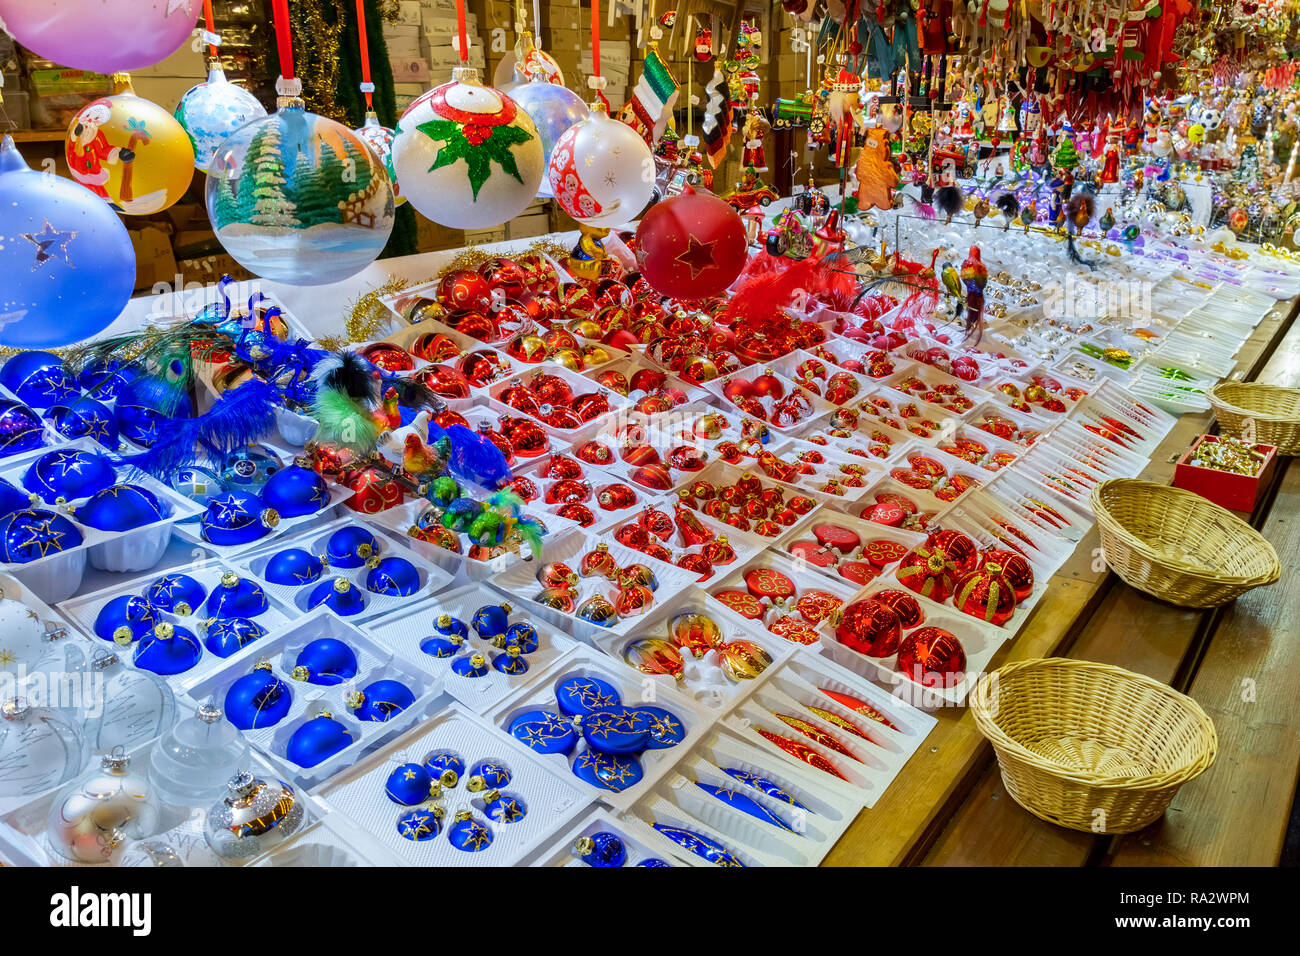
[175,65,268,173]
[204,770,305,860]
[508,74,588,199]
[0,1,201,75]
[64,74,194,215]
[635,187,748,299]
[547,101,655,228]
[86,648,177,753]
[0,698,87,799]
[354,111,404,205]
[0,136,134,349]
[391,66,544,229]
[46,747,160,863]
[206,93,395,285]
[147,701,249,809]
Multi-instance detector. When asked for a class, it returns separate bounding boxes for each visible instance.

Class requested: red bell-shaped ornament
[344,465,406,514]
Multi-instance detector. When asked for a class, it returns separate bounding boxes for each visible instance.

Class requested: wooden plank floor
[823,288,1300,867]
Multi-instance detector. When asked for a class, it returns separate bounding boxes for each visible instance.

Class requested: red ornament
[414,364,471,399]
[580,544,620,579]
[631,464,674,490]
[638,507,673,541]
[344,466,406,514]
[751,370,785,400]
[499,417,548,457]
[499,384,541,415]
[615,523,651,550]
[897,627,967,687]
[411,332,462,362]
[457,350,510,387]
[538,562,579,589]
[896,546,960,602]
[630,369,667,393]
[540,455,584,480]
[873,589,923,628]
[444,310,500,342]
[438,269,493,312]
[834,600,902,657]
[755,730,848,779]
[634,187,748,299]
[673,504,715,546]
[360,342,415,372]
[507,475,538,502]
[926,529,980,574]
[615,584,655,616]
[572,391,612,422]
[744,567,795,601]
[557,503,596,526]
[575,440,614,465]
[596,370,630,394]
[597,483,637,511]
[478,257,527,299]
[953,561,1018,625]
[529,372,574,407]
[676,553,713,581]
[539,405,583,430]
[979,549,1034,602]
[545,479,591,505]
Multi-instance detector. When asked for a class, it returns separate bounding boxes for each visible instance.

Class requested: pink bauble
[0,1,201,75]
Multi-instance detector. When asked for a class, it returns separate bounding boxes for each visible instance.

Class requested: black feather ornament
[994,192,1020,231]
[935,184,964,224]
[1066,190,1098,270]
[311,351,378,403]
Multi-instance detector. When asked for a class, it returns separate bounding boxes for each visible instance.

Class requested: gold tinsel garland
[290,0,347,123]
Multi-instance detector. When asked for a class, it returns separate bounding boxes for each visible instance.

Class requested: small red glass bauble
[545,479,591,504]
[597,370,630,394]
[680,356,719,384]
[516,252,560,294]
[360,342,415,372]
[559,284,598,320]
[614,584,655,616]
[632,395,671,415]
[620,441,661,466]
[631,464,673,490]
[540,455,584,480]
[575,440,614,465]
[722,378,755,403]
[752,371,785,400]
[953,561,1018,625]
[615,524,650,550]
[926,530,980,574]
[344,465,406,514]
[538,561,579,589]
[638,507,673,541]
[557,503,596,526]
[979,548,1034,602]
[499,416,548,457]
[529,372,574,407]
[478,426,515,465]
[666,445,707,471]
[414,364,472,399]
[702,536,736,565]
[676,553,713,581]
[493,303,533,339]
[580,543,620,579]
[410,523,461,551]
[504,333,549,363]
[438,269,493,312]
[507,475,538,501]
[712,351,743,375]
[446,310,500,342]
[572,391,612,422]
[734,396,767,419]
[834,600,902,657]
[897,627,966,687]
[634,187,748,299]
[432,409,469,429]
[539,405,583,429]
[457,350,510,387]
[896,546,960,602]
[629,368,667,394]
[541,328,581,354]
[825,371,860,405]
[411,331,462,362]
[478,256,527,299]
[499,384,541,416]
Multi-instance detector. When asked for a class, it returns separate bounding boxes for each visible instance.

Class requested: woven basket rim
[1208,381,1300,421]
[1090,479,1281,586]
[971,658,1218,790]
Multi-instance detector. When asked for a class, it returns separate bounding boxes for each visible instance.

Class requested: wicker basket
[970,658,1217,834]
[1091,479,1280,608]
[1208,381,1300,455]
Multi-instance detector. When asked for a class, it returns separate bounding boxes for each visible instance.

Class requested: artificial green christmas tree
[1053,135,1080,171]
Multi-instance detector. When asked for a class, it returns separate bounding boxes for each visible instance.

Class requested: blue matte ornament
[114,375,194,448]
[325,525,380,567]
[0,137,135,349]
[146,572,207,616]
[348,678,416,722]
[483,789,527,824]
[220,443,283,488]
[224,664,292,729]
[509,710,577,755]
[423,750,465,786]
[261,464,328,517]
[471,603,511,640]
[291,637,359,685]
[22,449,116,502]
[286,712,354,768]
[721,768,810,810]
[263,548,325,586]
[0,509,82,563]
[203,617,266,658]
[385,762,434,805]
[397,805,445,841]
[652,825,746,866]
[132,622,203,676]
[571,750,643,792]
[364,556,421,596]
[74,484,167,531]
[419,633,465,658]
[634,706,686,750]
[0,400,45,457]
[306,577,367,616]
[93,594,158,644]
[580,706,652,755]
[448,811,493,852]
[468,760,511,790]
[574,831,627,867]
[694,782,794,832]
[451,652,489,678]
[555,675,622,716]
[205,573,270,619]
[200,490,280,546]
[0,353,78,409]
[0,477,32,517]
[504,622,538,654]
[492,648,529,675]
[433,613,468,638]
[48,396,120,449]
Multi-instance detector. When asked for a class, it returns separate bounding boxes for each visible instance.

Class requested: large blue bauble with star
[224,667,292,729]
[508,709,576,755]
[205,574,269,619]
[261,464,328,517]
[0,352,78,409]
[47,396,120,449]
[114,375,194,448]
[0,477,31,517]
[581,706,652,755]
[385,762,434,805]
[471,603,511,640]
[286,713,354,768]
[200,490,279,546]
[264,548,325,586]
[571,750,643,792]
[0,137,135,348]
[22,449,116,502]
[325,526,380,567]
[146,572,206,615]
[349,679,416,722]
[292,637,359,685]
[0,508,82,563]
[133,623,202,675]
[0,400,46,457]
[396,806,444,841]
[306,578,367,616]
[504,622,538,654]
[575,831,627,867]
[93,594,158,644]
[634,705,686,750]
[555,675,622,716]
[203,617,267,657]
[74,484,167,532]
[364,556,421,597]
[78,361,135,401]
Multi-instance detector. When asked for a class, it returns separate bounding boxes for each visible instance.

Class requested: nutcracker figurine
[827,68,865,168]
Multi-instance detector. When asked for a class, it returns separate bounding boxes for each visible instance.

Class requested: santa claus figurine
[1098,131,1121,183]
[741,110,769,171]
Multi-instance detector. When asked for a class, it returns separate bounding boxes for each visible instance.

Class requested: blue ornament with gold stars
[397,805,445,841]
[638,858,671,867]
[571,749,643,792]
[364,555,422,597]
[423,750,465,786]
[573,832,627,867]
[22,449,116,503]
[581,706,652,755]
[292,637,359,685]
[448,810,493,852]
[509,709,577,755]
[492,646,529,675]
[205,572,269,619]
[78,361,135,401]
[434,613,468,639]
[74,484,167,532]
[555,675,622,716]
[420,631,465,658]
[0,400,45,457]
[48,396,120,450]
[114,375,194,448]
[652,824,746,866]
[0,352,77,410]
[220,443,283,488]
[93,594,158,644]
[694,782,794,832]
[0,508,82,563]
[200,490,280,546]
[264,548,326,586]
[133,622,202,676]
[224,663,293,729]
[504,622,539,654]
[146,572,206,616]
[261,464,328,517]
[326,526,380,567]
[722,768,809,810]
[0,477,32,517]
[306,577,368,616]
[348,678,416,722]
[467,760,511,791]
[483,789,527,824]
[385,762,435,805]
[203,617,266,658]
[471,603,511,640]
[168,466,225,515]
[452,651,490,678]
[286,712,354,768]
[634,705,686,750]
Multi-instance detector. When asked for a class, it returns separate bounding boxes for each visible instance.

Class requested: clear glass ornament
[46,746,161,863]
[204,770,304,860]
[0,697,87,800]
[86,647,176,754]
[147,700,248,809]
[0,591,80,692]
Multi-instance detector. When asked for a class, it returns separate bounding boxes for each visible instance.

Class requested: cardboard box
[396,1,424,25]
[129,225,179,293]
[506,210,550,239]
[390,57,431,83]
[546,28,584,53]
[483,0,513,27]
[1173,435,1278,513]
[424,14,478,38]
[386,33,424,58]
[464,226,507,246]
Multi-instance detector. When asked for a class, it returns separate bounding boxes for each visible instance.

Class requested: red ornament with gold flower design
[896,546,960,602]
[953,561,1018,625]
[925,529,980,574]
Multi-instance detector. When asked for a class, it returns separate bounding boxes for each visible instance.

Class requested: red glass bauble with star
[897,627,966,687]
[634,187,747,299]
[834,600,902,657]
[438,269,493,312]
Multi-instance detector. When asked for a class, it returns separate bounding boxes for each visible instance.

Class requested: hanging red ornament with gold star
[634,186,747,299]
